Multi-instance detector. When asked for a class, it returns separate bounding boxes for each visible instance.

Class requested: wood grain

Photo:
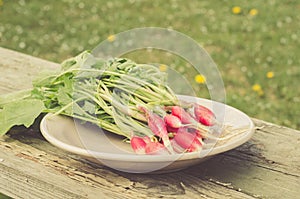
[0,47,299,199]
[0,47,59,94]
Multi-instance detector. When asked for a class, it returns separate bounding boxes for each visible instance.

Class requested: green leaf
[0,89,32,107]
[32,70,60,87]
[61,50,91,71]
[0,99,45,136]
[82,101,96,115]
[57,87,73,106]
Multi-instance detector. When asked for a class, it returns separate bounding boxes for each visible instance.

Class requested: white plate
[40,95,255,173]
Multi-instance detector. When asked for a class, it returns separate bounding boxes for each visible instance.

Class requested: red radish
[139,106,174,153]
[145,142,170,155]
[146,111,168,139]
[130,136,150,154]
[130,136,170,155]
[164,113,205,140]
[167,126,179,133]
[164,114,182,128]
[194,104,216,126]
[171,106,214,138]
[171,106,197,124]
[174,128,202,152]
[170,139,185,153]
[139,107,168,138]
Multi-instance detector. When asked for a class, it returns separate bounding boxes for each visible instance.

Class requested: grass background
[0,0,299,131]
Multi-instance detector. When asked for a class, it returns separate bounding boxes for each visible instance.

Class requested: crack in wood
[256,164,300,178]
[208,178,262,199]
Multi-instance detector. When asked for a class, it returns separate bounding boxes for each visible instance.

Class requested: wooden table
[0,47,299,199]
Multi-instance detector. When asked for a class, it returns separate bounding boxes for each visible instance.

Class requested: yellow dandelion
[266,71,274,79]
[252,84,264,96]
[252,84,261,92]
[107,34,116,42]
[0,0,3,6]
[195,74,206,84]
[249,9,258,16]
[232,6,242,14]
[159,64,168,72]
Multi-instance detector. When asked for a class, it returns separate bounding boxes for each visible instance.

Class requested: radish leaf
[0,99,45,135]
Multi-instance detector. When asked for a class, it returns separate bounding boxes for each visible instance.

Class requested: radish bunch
[0,50,247,155]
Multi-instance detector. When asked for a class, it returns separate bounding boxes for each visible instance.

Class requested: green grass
[0,0,299,129]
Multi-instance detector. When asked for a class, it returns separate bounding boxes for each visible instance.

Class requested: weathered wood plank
[1,47,300,199]
[0,47,59,94]
[1,118,300,198]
